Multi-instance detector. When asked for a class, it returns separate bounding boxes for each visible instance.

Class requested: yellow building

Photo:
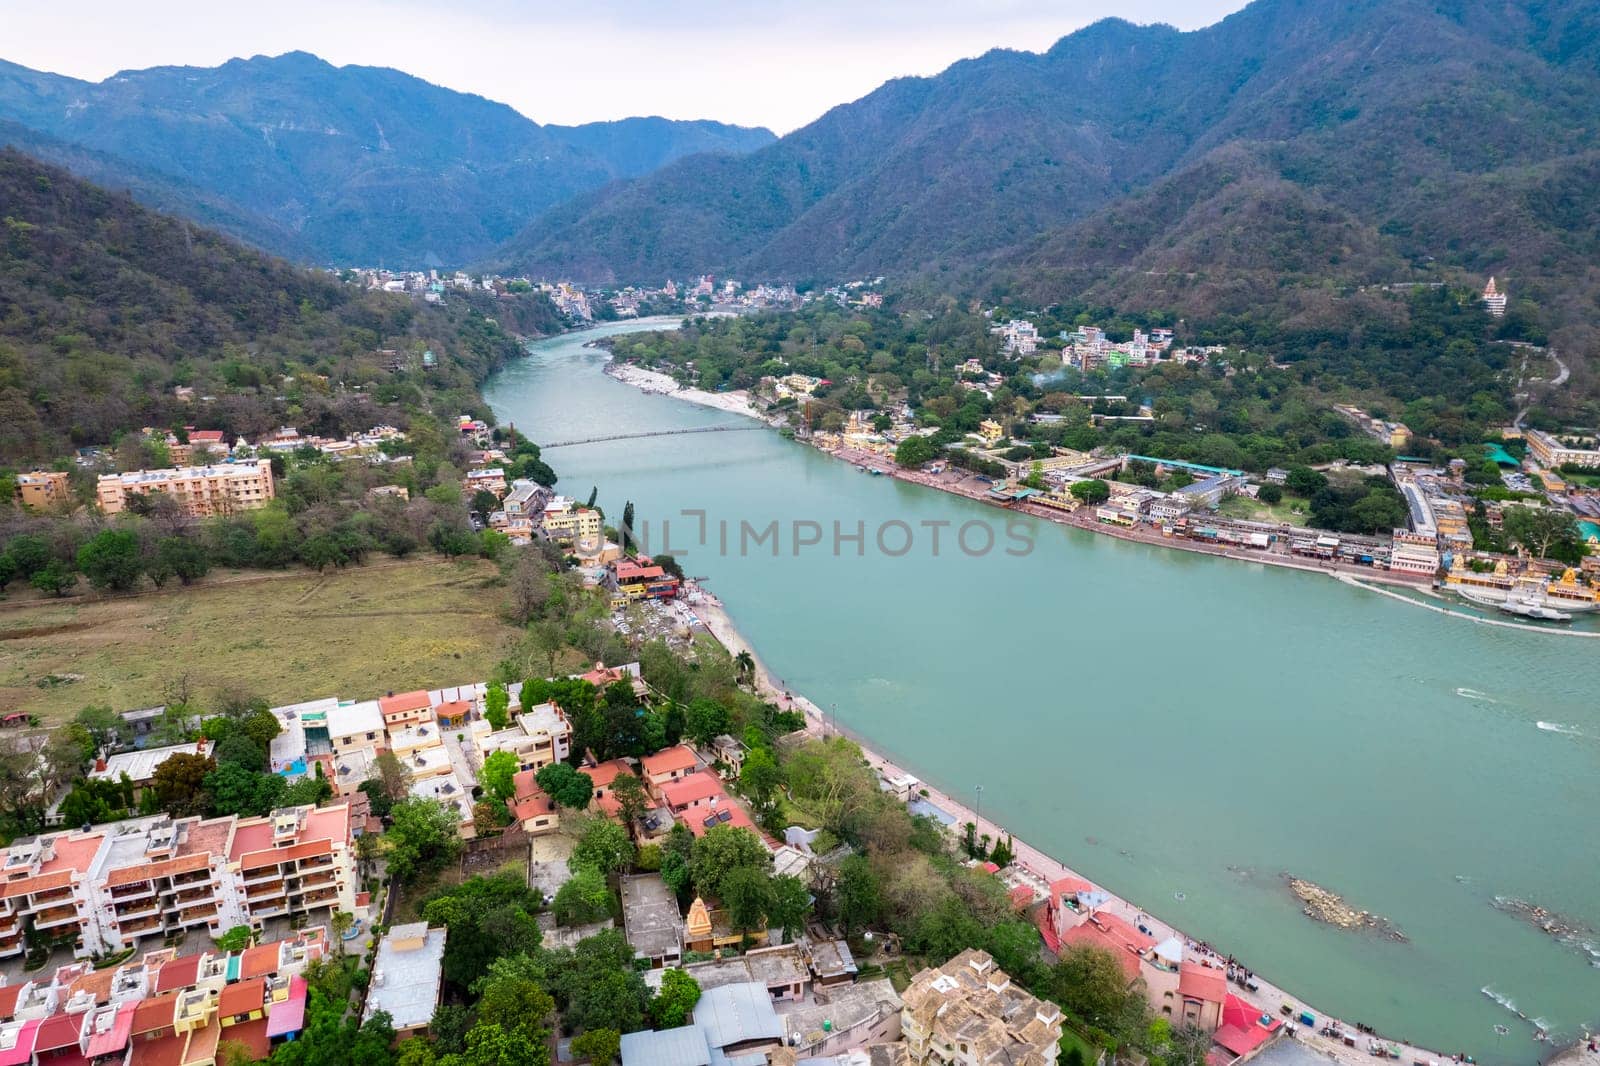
[978,420,1005,445]
[542,502,603,545]
[97,459,275,518]
[16,470,70,512]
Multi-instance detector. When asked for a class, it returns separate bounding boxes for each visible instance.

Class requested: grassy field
[0,557,519,722]
[1218,493,1312,526]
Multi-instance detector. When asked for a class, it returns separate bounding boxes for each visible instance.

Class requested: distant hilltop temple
[1483,276,1508,317]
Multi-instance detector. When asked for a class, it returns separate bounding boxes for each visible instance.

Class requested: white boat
[1495,600,1572,622]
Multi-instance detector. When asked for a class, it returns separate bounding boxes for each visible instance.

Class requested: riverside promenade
[679,581,1480,1066]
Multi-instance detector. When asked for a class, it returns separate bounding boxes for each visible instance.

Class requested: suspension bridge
[539,424,766,449]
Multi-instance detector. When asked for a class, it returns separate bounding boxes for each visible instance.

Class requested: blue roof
[621,1027,711,1066]
[1125,455,1245,477]
[695,982,784,1050]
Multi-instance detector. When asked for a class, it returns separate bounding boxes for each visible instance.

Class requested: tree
[767,874,812,943]
[30,560,76,597]
[714,864,776,935]
[476,967,556,1037]
[367,751,412,808]
[481,750,519,803]
[610,772,650,825]
[151,752,216,815]
[1257,484,1284,505]
[895,435,937,467]
[484,682,511,730]
[570,818,634,876]
[330,911,353,953]
[1503,506,1582,562]
[553,865,614,926]
[77,529,143,591]
[620,501,636,554]
[684,698,730,748]
[156,537,210,584]
[650,969,702,1028]
[385,797,463,884]
[215,925,253,953]
[73,705,122,756]
[1069,479,1110,506]
[835,853,881,934]
[570,1028,620,1066]
[738,747,783,812]
[422,872,543,988]
[1285,466,1328,497]
[1052,944,1142,1031]
[689,825,771,902]
[206,763,287,816]
[535,763,594,809]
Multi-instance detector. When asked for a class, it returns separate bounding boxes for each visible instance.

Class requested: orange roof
[218,978,265,1019]
[511,794,557,822]
[0,981,24,1019]
[219,1017,270,1061]
[684,800,756,838]
[226,822,273,861]
[585,758,635,792]
[238,943,280,981]
[1178,963,1229,1004]
[1059,923,1141,982]
[66,967,117,1005]
[106,853,210,888]
[435,699,471,719]
[181,1018,220,1066]
[641,745,697,778]
[0,869,72,899]
[132,997,176,1036]
[238,838,331,871]
[379,691,431,717]
[661,770,725,811]
[129,1031,188,1066]
[39,833,103,875]
[1050,876,1095,901]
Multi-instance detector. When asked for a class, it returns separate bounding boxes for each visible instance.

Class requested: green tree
[570,1028,620,1066]
[1503,506,1582,562]
[481,750,519,803]
[77,529,143,591]
[30,560,76,597]
[422,872,543,988]
[1052,944,1141,1031]
[610,772,650,825]
[1285,466,1327,497]
[150,752,216,815]
[689,825,771,902]
[684,698,730,748]
[553,865,614,926]
[1069,479,1110,505]
[386,797,463,884]
[484,682,511,731]
[570,818,634,876]
[215,925,253,953]
[738,747,783,812]
[650,969,701,1028]
[767,874,812,942]
[155,537,210,584]
[74,704,123,755]
[895,435,937,467]
[535,763,594,809]
[835,853,881,934]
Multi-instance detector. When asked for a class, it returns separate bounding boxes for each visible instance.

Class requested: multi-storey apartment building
[0,804,356,961]
[16,471,71,513]
[470,703,571,773]
[97,459,275,518]
[901,950,1062,1066]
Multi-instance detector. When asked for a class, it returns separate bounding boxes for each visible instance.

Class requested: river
[486,320,1600,1063]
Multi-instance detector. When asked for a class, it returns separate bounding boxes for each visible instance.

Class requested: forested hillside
[0,52,774,265]
[498,0,1600,364]
[0,150,562,463]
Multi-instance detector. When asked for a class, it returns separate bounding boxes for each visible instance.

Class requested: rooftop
[89,743,204,784]
[364,925,446,1030]
[620,874,683,961]
[325,700,384,740]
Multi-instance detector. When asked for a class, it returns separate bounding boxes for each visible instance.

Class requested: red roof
[0,1019,39,1066]
[1049,876,1094,902]
[1008,884,1035,909]
[220,1017,271,1060]
[153,953,203,995]
[684,800,757,838]
[238,838,332,871]
[129,1032,187,1066]
[585,758,635,792]
[1093,912,1156,954]
[84,1004,136,1058]
[511,793,557,822]
[0,982,23,1020]
[1179,963,1229,1005]
[1059,923,1142,982]
[132,997,176,1036]
[640,745,697,779]
[33,1012,81,1052]
[660,770,725,811]
[106,853,209,888]
[189,431,226,445]
[1,869,73,899]
[981,861,1001,874]
[616,562,666,582]
[379,691,431,717]
[218,978,265,1019]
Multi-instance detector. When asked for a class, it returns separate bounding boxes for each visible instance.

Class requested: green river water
[486,320,1600,1063]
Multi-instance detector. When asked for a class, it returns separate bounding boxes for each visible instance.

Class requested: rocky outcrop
[1286,876,1407,942]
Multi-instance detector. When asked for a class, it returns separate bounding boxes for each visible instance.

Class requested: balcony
[245,880,286,902]
[120,916,164,936]
[30,888,75,908]
[290,873,336,895]
[172,887,214,906]
[34,904,79,929]
[298,890,338,909]
[110,881,156,901]
[172,870,213,888]
[243,865,285,886]
[250,902,288,919]
[114,900,161,921]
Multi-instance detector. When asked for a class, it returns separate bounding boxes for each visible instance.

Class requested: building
[614,558,682,602]
[901,950,1061,1066]
[991,319,1039,357]
[619,981,784,1066]
[97,460,275,518]
[620,874,684,968]
[378,691,433,733]
[542,498,604,546]
[470,703,572,773]
[88,742,207,797]
[659,771,758,838]
[641,746,699,796]
[1525,429,1600,470]
[506,773,562,835]
[465,468,507,497]
[326,701,385,754]
[1483,277,1507,317]
[0,804,357,961]
[977,420,1005,446]
[17,471,71,513]
[364,923,446,1037]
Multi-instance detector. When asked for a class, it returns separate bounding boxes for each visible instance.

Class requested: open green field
[1218,493,1311,526]
[0,557,518,722]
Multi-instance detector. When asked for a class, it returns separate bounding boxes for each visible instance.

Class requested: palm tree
[330,911,353,955]
[734,650,756,684]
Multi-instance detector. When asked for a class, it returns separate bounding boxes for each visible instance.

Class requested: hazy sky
[5,0,1249,133]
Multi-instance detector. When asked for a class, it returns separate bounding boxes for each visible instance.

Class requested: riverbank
[601,360,771,422]
[678,577,1490,1066]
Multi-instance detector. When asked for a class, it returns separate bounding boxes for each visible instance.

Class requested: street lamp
[975,784,984,826]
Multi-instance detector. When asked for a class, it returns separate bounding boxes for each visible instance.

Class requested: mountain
[495,0,1600,340]
[0,149,563,463]
[0,52,774,266]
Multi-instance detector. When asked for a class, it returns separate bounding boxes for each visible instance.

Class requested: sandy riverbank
[682,581,1500,1066]
[603,360,769,422]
